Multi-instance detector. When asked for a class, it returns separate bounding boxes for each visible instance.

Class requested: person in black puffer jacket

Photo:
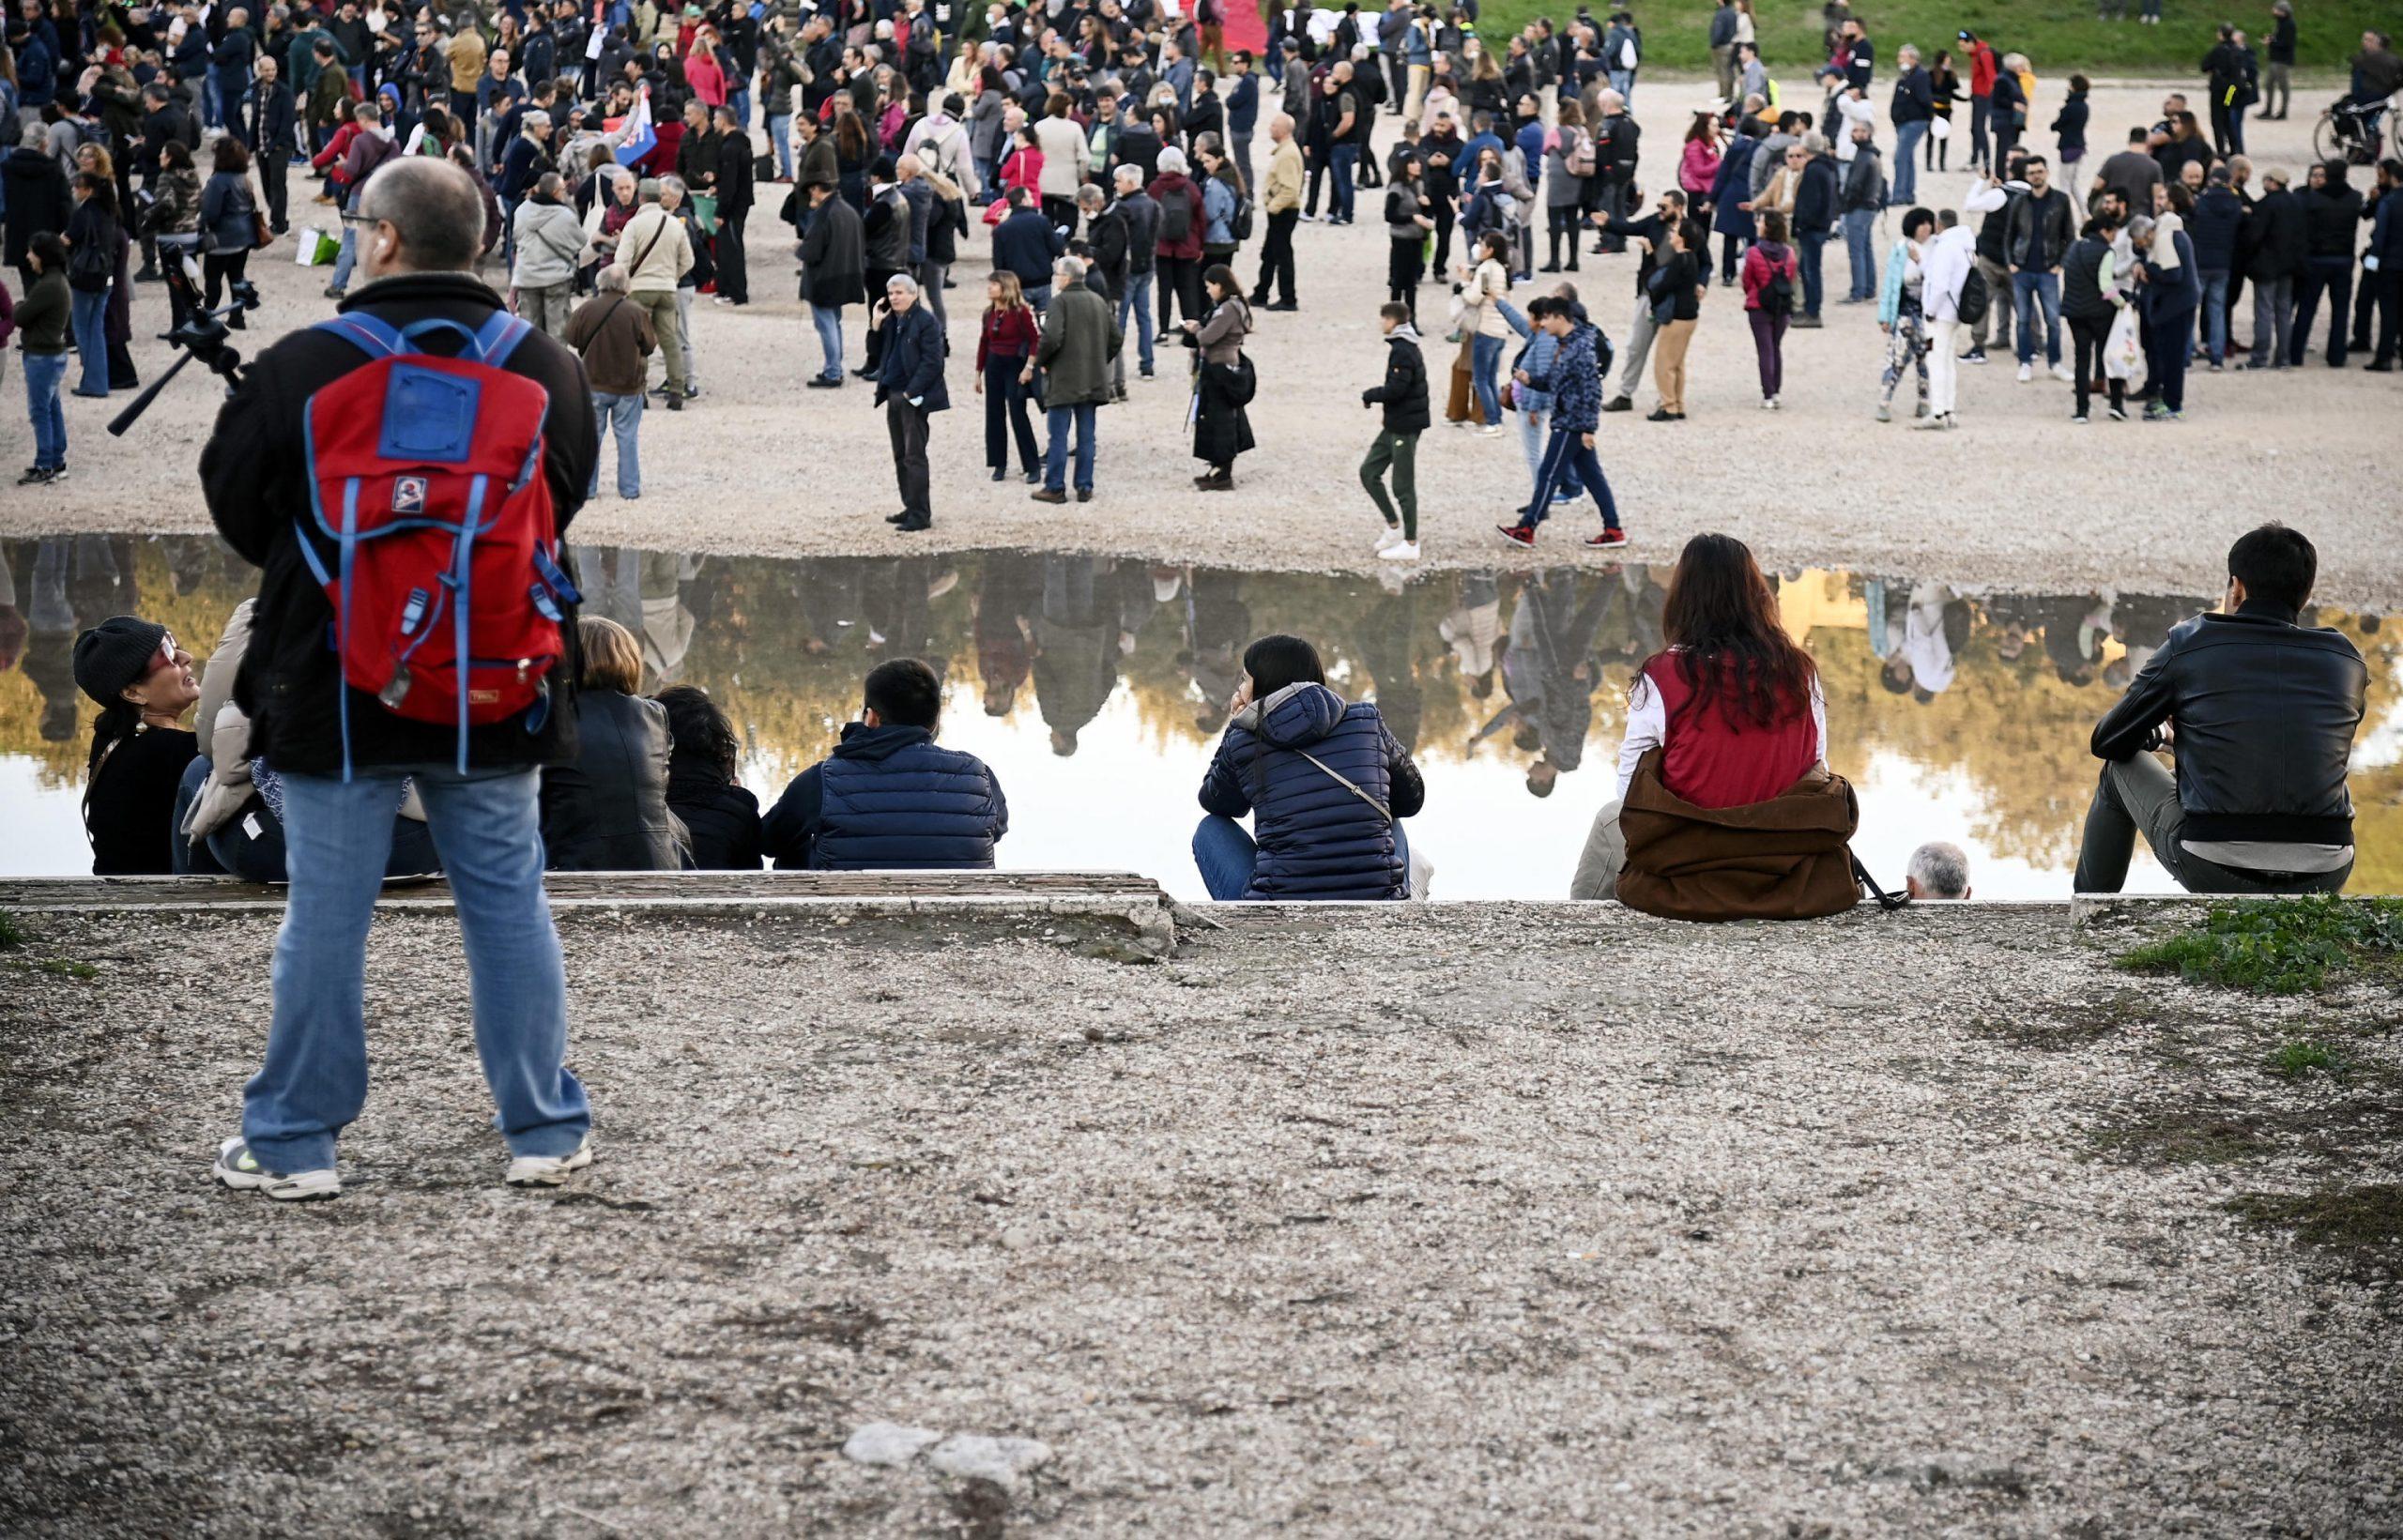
[2187,167,2244,366]
[1195,633,1427,900]
[656,684,761,870]
[2289,159,2364,367]
[1358,303,1430,557]
[759,658,1008,870]
[541,617,688,871]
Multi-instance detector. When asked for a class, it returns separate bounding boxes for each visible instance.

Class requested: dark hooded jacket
[1198,681,1425,899]
[1359,323,1431,434]
[759,722,1007,870]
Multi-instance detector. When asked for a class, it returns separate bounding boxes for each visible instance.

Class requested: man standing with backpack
[198,158,601,1201]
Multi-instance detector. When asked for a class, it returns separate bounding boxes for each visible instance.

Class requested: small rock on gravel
[842,1422,943,1467]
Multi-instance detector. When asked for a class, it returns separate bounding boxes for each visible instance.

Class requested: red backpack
[297,311,580,775]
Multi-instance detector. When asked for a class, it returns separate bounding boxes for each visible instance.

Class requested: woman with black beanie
[72,617,202,876]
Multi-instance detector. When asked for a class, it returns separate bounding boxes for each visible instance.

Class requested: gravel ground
[10,84,2399,608]
[4,899,2398,1536]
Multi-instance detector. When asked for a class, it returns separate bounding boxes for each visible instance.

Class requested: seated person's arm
[987,770,1009,843]
[1615,673,1666,799]
[2088,637,2178,761]
[1385,729,1427,820]
[758,764,825,866]
[1198,739,1252,818]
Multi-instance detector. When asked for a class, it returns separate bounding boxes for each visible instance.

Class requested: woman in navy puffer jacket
[1194,634,1427,900]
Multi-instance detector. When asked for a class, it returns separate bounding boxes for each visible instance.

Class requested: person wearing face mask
[72,617,203,876]
[196,156,601,1203]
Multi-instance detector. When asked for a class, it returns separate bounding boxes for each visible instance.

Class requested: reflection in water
[2,536,2395,896]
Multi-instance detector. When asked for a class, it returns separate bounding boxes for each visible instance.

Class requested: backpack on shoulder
[1954,265,1991,328]
[1158,185,1194,244]
[297,311,581,776]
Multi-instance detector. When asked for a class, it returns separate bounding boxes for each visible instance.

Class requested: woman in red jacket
[973,270,1042,482]
[1570,532,1827,898]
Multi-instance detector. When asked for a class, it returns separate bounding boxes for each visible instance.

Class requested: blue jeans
[811,300,845,380]
[2013,270,2062,365]
[1523,425,1619,530]
[589,390,643,496]
[1607,68,1635,102]
[1193,814,1412,900]
[244,767,589,1172]
[1328,143,1358,221]
[1796,230,1827,316]
[24,353,67,468]
[1470,333,1505,424]
[1044,402,1097,492]
[1842,209,1877,300]
[1514,400,1578,497]
[2197,268,2230,363]
[1117,270,1156,373]
[1890,120,1927,204]
[70,288,110,396]
[330,225,360,292]
[173,755,439,880]
[729,86,752,129]
[768,114,793,178]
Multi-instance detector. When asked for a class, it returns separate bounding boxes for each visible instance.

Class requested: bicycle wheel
[2311,111,2340,164]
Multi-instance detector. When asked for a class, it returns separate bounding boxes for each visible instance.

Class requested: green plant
[2262,1038,2350,1081]
[2114,896,2403,995]
[0,911,24,951]
[2229,1184,2403,1259]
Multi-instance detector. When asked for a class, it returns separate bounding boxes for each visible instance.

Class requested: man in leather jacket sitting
[2074,523,2367,894]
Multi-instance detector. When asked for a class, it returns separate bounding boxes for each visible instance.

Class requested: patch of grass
[1467,0,2385,75]
[0,911,24,950]
[35,958,99,981]
[2114,896,2403,996]
[2263,1038,2351,1082]
[2229,1184,2403,1264]
[2090,1108,2273,1166]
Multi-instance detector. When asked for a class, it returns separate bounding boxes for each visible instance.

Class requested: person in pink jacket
[683,40,727,108]
[1678,111,1723,213]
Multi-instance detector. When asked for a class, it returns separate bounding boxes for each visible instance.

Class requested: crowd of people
[7,0,2397,526]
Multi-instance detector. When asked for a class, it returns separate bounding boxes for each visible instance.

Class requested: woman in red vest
[1570,533,1826,898]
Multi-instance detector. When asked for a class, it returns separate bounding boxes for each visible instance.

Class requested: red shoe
[1585,527,1628,547]
[1494,524,1536,547]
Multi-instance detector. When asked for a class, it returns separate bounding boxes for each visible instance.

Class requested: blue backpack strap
[395,317,488,353]
[314,313,412,358]
[469,311,533,369]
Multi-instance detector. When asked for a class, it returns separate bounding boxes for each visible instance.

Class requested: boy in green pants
[1359,301,1431,560]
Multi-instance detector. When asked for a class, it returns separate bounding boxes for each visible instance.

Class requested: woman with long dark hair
[1183,264,1254,489]
[198,135,258,319]
[73,617,202,876]
[1570,533,1827,899]
[655,684,761,870]
[1194,633,1426,900]
[64,171,120,398]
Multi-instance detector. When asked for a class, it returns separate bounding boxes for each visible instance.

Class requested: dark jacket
[2089,602,2365,847]
[1890,65,1933,124]
[2,148,73,269]
[716,130,756,218]
[199,170,259,254]
[873,301,950,411]
[248,80,298,160]
[1197,681,1425,900]
[2004,186,2074,268]
[562,291,657,397]
[2242,186,2305,280]
[991,205,1064,287]
[667,774,762,869]
[2059,235,2118,321]
[863,183,912,271]
[198,272,599,775]
[2189,185,2244,269]
[541,689,685,870]
[1360,324,1431,434]
[1792,154,1840,235]
[2051,90,2089,155]
[799,194,867,305]
[759,723,1007,870]
[1087,203,1131,289]
[2300,180,2365,260]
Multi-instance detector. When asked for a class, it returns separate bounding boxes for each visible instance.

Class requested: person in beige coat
[1032,93,1091,228]
[608,178,696,408]
[1248,114,1306,308]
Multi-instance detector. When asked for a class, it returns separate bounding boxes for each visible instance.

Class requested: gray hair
[595,264,631,294]
[1906,842,1971,900]
[1156,145,1189,175]
[521,109,551,130]
[1801,130,1829,156]
[1054,253,1086,282]
[1114,163,1143,189]
[886,272,921,296]
[1897,44,1920,64]
[1077,183,1106,208]
[355,157,485,272]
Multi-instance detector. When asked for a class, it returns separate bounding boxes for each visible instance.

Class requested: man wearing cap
[196,157,599,1202]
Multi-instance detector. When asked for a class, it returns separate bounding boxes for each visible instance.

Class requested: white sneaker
[1911,412,1951,431]
[505,1136,596,1187]
[2050,362,2074,383]
[1477,424,1503,436]
[2016,362,2034,383]
[1768,396,1781,410]
[1759,397,1775,410]
[1374,525,1403,551]
[1378,539,1420,561]
[1875,403,1890,422]
[214,1136,340,1201]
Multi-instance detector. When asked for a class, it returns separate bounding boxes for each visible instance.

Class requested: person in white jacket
[1916,175,2009,428]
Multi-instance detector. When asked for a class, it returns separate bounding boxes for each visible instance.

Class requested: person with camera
[2074,523,2366,895]
[197,156,600,1202]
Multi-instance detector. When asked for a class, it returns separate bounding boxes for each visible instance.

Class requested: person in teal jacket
[1874,206,1936,421]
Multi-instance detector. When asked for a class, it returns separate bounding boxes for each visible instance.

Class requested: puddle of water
[3,536,2395,898]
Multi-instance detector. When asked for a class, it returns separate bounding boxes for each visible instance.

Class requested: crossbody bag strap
[1293,748,1393,826]
[1850,853,1910,911]
[626,214,670,275]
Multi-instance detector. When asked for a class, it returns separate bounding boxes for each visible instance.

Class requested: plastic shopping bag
[2104,303,2141,381]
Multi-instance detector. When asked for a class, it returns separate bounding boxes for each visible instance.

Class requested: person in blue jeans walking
[2007,156,2074,378]
[1028,255,1122,503]
[564,266,656,498]
[1193,633,1425,900]
[1110,166,1159,387]
[1838,128,1886,302]
[196,158,603,1201]
[17,236,73,484]
[1889,46,1934,207]
[1496,297,1627,549]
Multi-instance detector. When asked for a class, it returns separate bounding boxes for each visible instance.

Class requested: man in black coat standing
[2237,166,2305,369]
[871,273,949,531]
[195,157,600,1203]
[710,105,754,305]
[248,54,298,234]
[800,181,865,384]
